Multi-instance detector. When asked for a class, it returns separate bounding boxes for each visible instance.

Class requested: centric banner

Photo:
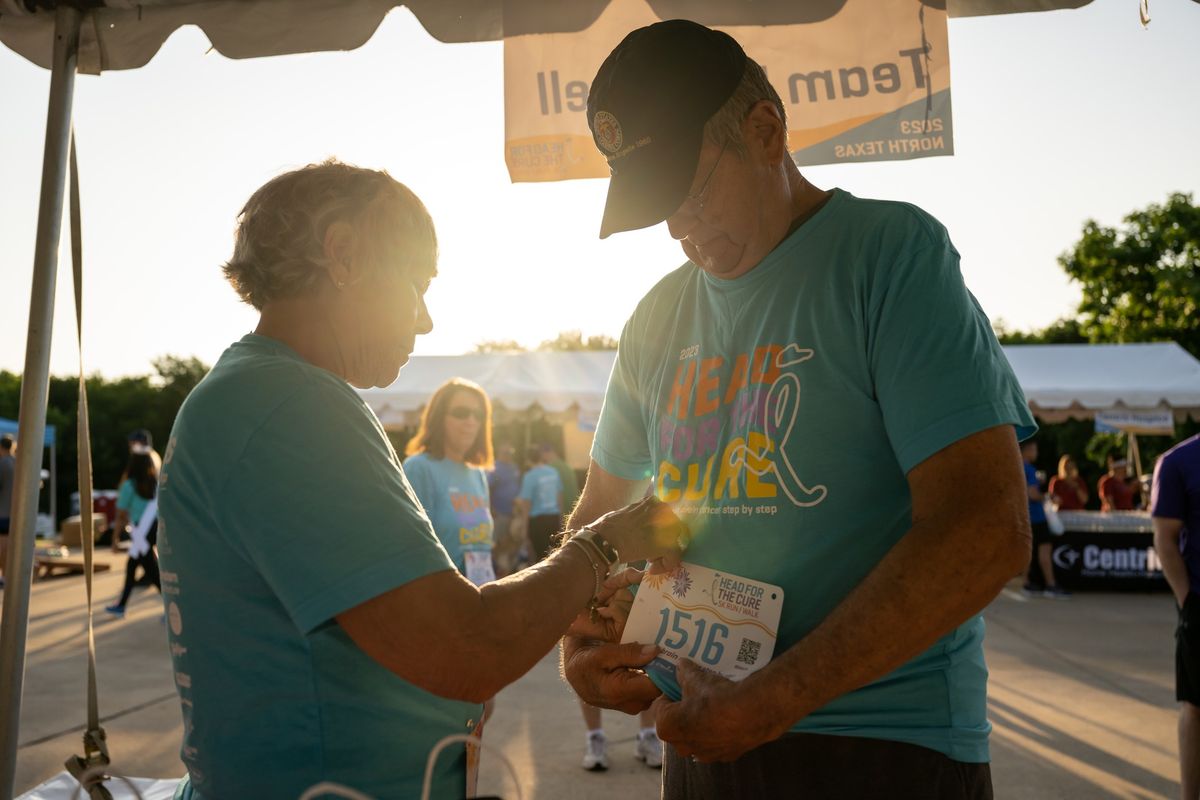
[503,0,952,182]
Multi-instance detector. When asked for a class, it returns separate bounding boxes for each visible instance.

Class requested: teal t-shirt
[519,464,563,517]
[157,334,480,800]
[116,477,152,525]
[403,453,494,573]
[593,189,1036,764]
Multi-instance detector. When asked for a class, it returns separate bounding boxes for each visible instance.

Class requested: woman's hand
[584,496,687,570]
[566,566,643,641]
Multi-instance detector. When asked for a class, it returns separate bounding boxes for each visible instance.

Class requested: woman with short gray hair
[157,160,684,799]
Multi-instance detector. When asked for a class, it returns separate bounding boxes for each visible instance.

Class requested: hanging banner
[1094,409,1176,436]
[504,0,952,183]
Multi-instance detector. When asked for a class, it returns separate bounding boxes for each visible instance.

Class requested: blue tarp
[0,417,55,447]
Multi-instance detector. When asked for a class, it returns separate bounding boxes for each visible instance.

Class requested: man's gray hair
[702,57,787,157]
[223,160,437,311]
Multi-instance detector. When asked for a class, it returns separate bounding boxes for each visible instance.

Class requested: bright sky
[1,1,1198,378]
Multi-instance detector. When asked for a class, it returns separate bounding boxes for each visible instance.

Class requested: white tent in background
[360,340,1200,437]
[1003,342,1200,424]
[361,351,617,427]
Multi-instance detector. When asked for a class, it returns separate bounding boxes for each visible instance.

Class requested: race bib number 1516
[621,562,784,683]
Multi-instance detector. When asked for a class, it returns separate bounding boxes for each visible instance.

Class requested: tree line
[1,193,1195,523]
[0,356,208,526]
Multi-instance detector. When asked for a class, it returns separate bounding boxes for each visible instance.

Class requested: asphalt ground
[3,556,1181,799]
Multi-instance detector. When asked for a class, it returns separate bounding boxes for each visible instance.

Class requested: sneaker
[1043,586,1071,599]
[104,604,125,618]
[1021,583,1043,597]
[581,731,609,771]
[634,729,663,768]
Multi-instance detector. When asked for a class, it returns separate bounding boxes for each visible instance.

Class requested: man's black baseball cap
[587,20,747,239]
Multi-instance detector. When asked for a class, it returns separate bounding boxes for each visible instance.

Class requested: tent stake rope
[61,132,114,800]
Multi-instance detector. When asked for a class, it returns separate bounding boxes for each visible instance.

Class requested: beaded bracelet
[574,526,619,566]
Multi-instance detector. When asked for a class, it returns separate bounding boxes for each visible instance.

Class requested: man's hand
[586,496,687,571]
[652,660,788,763]
[561,638,662,714]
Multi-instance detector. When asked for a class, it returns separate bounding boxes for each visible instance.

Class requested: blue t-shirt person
[1153,434,1200,594]
[519,463,563,517]
[592,189,1035,764]
[487,459,521,518]
[1025,462,1047,524]
[404,453,494,574]
[158,334,479,799]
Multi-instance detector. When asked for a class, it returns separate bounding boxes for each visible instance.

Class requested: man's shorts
[664,732,992,800]
[1177,593,1200,704]
[1031,520,1054,546]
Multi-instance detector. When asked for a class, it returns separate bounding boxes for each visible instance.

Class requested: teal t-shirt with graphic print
[403,453,494,573]
[157,334,480,800]
[593,189,1035,764]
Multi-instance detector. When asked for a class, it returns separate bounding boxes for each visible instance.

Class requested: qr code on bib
[736,638,761,666]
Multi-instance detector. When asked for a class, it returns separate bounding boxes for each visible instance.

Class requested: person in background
[516,445,564,562]
[405,378,500,724]
[0,434,15,589]
[542,442,581,525]
[1099,454,1138,511]
[121,429,162,579]
[105,450,162,617]
[1151,433,1200,800]
[488,440,523,577]
[1048,455,1088,511]
[1021,441,1069,598]
[405,378,496,587]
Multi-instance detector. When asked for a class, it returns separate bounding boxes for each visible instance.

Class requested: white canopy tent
[1003,342,1200,423]
[360,340,1200,435]
[0,0,1136,796]
[361,351,618,427]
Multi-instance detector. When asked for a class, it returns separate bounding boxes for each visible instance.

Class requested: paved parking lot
[5,560,1181,798]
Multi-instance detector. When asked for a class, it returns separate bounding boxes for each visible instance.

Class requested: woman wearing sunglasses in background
[405,378,498,587]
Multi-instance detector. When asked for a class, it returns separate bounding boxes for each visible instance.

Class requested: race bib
[464,550,496,586]
[621,562,783,683]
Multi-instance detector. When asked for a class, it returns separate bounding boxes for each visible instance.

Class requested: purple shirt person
[1154,434,1200,599]
[1151,433,1200,798]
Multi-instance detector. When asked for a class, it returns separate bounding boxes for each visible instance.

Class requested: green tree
[0,355,210,525]
[472,339,525,353]
[993,317,1087,346]
[1058,191,1200,357]
[471,331,619,353]
[537,330,618,351]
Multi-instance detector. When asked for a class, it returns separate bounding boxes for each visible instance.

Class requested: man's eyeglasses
[448,406,485,422]
[678,141,729,216]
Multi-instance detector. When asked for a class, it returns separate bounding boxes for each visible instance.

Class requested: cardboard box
[59,513,108,547]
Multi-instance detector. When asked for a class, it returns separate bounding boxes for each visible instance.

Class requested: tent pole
[1130,433,1143,482]
[0,7,81,798]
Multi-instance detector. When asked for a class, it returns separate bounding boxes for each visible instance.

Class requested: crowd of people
[1019,442,1149,598]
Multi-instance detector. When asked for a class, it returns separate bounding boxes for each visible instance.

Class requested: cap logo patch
[594,111,624,154]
